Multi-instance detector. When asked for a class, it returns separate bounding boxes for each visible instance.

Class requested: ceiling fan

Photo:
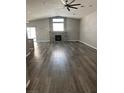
[61,0,81,11]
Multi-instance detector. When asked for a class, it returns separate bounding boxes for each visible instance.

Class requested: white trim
[67,40,79,42]
[78,40,97,50]
[26,52,31,57]
[26,48,34,58]
[26,80,30,88]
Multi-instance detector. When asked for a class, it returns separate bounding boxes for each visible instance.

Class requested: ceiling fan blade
[70,4,81,6]
[69,6,78,9]
[68,0,75,4]
[67,7,70,11]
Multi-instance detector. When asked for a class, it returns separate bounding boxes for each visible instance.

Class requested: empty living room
[1,0,124,93]
[26,0,97,93]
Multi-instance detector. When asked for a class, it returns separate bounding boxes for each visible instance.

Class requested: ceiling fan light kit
[61,0,82,11]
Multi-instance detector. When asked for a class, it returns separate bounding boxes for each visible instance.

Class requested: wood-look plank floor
[27,42,97,93]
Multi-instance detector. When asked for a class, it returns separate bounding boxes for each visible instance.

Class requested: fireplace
[55,35,62,41]
[49,32,67,42]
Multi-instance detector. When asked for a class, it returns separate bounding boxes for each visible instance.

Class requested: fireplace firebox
[55,35,61,41]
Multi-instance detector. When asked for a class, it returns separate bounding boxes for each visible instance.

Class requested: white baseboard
[26,80,30,88]
[67,40,79,42]
[36,40,79,42]
[78,40,97,50]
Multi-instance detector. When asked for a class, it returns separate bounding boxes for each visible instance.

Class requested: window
[27,27,36,40]
[52,18,64,32]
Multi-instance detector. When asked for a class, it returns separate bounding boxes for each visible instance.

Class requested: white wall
[27,18,50,42]
[66,18,80,41]
[80,11,97,49]
[27,18,80,42]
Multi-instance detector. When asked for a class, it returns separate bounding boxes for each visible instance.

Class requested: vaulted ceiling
[27,0,97,21]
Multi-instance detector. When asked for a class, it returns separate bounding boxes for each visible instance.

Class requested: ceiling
[27,0,97,21]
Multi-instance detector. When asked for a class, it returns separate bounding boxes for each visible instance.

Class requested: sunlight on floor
[51,48,67,65]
